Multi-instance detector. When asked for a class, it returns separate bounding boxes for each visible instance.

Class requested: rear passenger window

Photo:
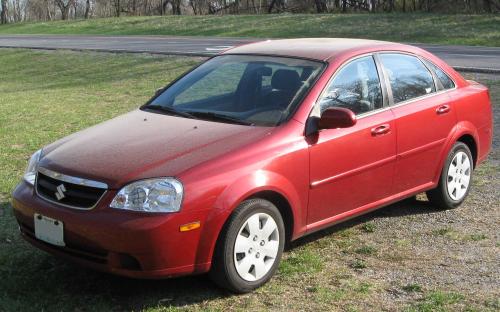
[380,54,436,104]
[423,60,455,90]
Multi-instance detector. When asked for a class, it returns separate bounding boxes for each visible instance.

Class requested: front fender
[215,169,304,222]
[193,169,307,271]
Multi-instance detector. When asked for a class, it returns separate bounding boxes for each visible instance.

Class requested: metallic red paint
[12,39,493,278]
[318,107,357,129]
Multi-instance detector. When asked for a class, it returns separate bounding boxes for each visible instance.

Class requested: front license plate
[34,213,65,247]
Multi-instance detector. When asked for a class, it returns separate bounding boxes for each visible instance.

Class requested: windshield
[144,55,324,126]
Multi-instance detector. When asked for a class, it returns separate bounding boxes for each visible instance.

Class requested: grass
[361,222,376,233]
[279,249,324,276]
[406,291,465,312]
[484,298,500,310]
[433,227,490,242]
[354,245,377,255]
[469,233,487,241]
[0,14,499,46]
[0,49,498,311]
[433,227,453,236]
[312,286,348,302]
[309,281,372,305]
[0,49,202,311]
[350,259,367,269]
[402,284,423,293]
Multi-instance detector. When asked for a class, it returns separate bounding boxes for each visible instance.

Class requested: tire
[426,142,473,210]
[209,198,285,293]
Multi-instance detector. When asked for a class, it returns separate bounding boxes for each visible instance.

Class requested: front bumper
[12,182,212,278]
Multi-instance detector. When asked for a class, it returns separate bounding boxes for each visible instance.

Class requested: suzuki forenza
[12,39,492,293]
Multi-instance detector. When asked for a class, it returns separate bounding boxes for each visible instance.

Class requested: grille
[36,171,107,209]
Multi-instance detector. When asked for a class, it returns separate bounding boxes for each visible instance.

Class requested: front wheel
[427,142,473,209]
[210,198,285,293]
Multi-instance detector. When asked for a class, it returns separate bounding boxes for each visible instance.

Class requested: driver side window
[319,56,383,115]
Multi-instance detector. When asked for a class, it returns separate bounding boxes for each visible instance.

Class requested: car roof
[223,38,417,61]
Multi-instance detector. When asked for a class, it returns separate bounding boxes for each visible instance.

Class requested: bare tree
[46,0,54,20]
[112,0,120,16]
[171,0,181,14]
[55,0,75,19]
[84,0,90,17]
[268,0,285,12]
[1,0,8,23]
[2,0,500,23]
[314,0,327,12]
[189,0,203,14]
[483,0,492,11]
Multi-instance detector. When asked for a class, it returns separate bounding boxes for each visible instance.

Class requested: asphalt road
[1,34,499,72]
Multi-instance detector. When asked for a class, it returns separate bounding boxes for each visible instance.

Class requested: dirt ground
[300,73,500,311]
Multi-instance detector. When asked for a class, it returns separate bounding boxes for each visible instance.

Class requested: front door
[307,55,397,227]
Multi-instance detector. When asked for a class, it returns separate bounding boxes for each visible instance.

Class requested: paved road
[1,34,499,72]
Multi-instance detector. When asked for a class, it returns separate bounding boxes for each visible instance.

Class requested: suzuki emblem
[55,184,67,200]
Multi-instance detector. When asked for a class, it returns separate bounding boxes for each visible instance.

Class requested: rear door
[307,55,397,226]
[378,53,457,194]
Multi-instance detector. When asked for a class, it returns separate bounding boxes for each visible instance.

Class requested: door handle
[371,124,391,136]
[436,105,451,114]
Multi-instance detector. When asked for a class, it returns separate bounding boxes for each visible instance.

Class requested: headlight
[110,178,183,213]
[24,149,42,185]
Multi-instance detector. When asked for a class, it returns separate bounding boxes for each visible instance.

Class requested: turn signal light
[180,221,201,232]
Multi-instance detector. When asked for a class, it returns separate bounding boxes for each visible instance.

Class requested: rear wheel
[427,142,473,209]
[210,198,285,293]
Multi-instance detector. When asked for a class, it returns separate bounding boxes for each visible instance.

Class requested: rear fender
[433,121,480,183]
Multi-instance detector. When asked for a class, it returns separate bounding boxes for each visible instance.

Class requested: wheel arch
[211,186,298,252]
[246,190,294,244]
[434,122,480,183]
[203,188,296,273]
[456,134,478,168]
[195,170,305,272]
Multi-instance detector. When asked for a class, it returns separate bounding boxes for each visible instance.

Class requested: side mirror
[318,107,357,129]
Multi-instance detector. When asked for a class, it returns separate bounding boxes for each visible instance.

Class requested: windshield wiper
[144,105,196,119]
[186,111,254,126]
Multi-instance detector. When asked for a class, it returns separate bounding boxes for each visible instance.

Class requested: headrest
[271,69,301,92]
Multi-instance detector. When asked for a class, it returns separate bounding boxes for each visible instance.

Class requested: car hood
[40,110,273,189]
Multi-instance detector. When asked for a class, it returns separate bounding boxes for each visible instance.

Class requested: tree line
[1,0,498,24]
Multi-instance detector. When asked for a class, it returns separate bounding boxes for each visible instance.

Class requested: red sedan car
[12,38,492,293]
